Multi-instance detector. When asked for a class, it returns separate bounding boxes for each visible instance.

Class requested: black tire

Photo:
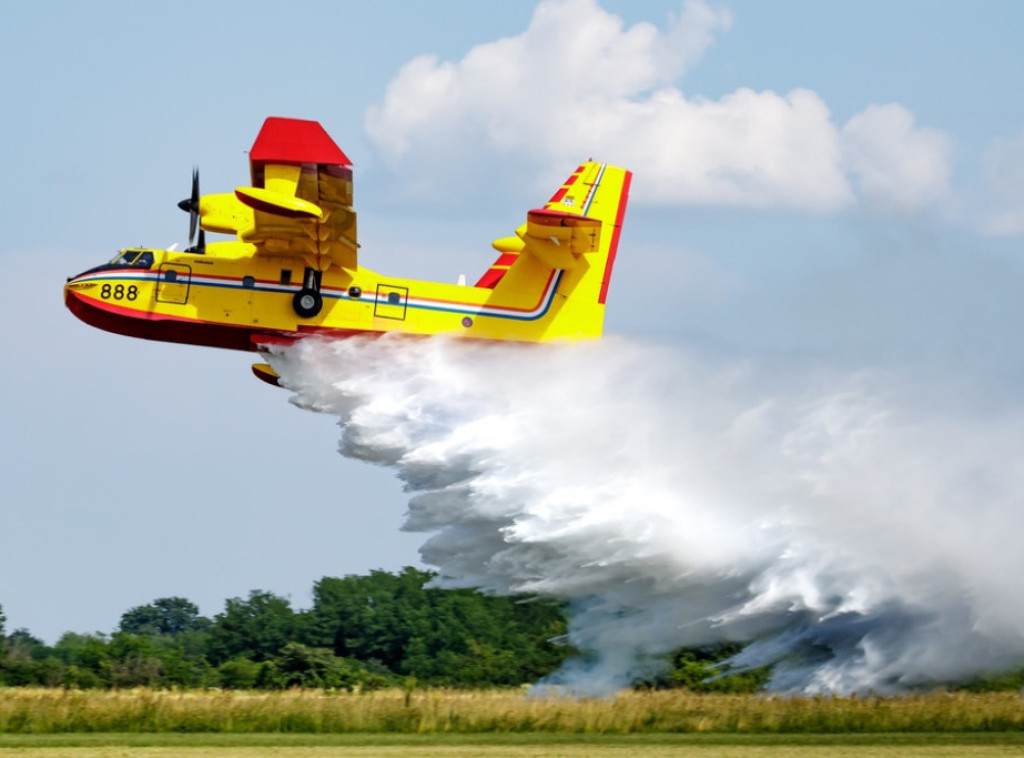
[293,288,323,318]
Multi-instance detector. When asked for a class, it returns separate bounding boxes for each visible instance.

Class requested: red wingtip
[250,117,351,166]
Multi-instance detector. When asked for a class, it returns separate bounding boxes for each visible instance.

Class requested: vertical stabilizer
[485,162,631,339]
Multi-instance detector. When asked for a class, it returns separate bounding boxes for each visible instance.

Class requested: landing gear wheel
[293,289,323,318]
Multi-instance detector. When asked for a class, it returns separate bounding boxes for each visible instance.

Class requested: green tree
[652,644,769,693]
[120,597,210,636]
[206,590,296,664]
[305,569,425,669]
[107,632,165,688]
[218,658,260,689]
[306,567,572,686]
[52,632,113,687]
[0,629,59,686]
[265,642,364,690]
[0,601,6,639]
[157,644,217,688]
[117,599,216,687]
[5,629,47,659]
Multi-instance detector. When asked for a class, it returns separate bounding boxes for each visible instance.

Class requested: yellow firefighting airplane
[64,117,632,384]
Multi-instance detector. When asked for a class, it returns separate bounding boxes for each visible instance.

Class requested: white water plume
[269,335,1024,695]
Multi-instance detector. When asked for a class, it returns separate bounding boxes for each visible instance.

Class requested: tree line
[9,563,1019,692]
[20,566,1021,692]
[0,568,578,690]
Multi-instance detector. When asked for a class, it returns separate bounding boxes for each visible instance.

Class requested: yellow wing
[197,117,358,273]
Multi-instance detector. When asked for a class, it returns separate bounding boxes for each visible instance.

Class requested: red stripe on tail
[597,170,632,305]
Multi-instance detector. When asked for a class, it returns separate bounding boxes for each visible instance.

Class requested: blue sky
[1,0,1023,642]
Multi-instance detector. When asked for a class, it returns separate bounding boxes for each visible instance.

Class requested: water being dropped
[269,334,1024,694]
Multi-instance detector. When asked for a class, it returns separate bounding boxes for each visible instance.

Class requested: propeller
[177,167,205,253]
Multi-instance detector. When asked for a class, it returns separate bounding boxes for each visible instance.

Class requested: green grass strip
[3,732,1024,748]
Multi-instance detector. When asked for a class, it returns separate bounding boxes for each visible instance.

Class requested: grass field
[2,687,1024,736]
[3,733,1024,757]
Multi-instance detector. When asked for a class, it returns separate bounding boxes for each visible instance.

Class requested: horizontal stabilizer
[526,207,602,229]
[519,207,601,270]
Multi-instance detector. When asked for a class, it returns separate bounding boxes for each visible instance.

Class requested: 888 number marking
[100,284,138,301]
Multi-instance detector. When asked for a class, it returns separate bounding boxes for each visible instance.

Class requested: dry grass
[1,687,1024,734]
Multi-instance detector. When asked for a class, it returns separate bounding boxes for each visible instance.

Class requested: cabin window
[134,252,154,269]
[165,270,178,282]
[242,276,255,289]
[387,291,401,305]
[280,270,292,286]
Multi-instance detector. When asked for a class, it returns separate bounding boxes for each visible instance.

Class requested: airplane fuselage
[64,241,582,351]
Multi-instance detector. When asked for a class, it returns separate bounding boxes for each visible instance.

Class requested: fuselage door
[156,263,191,304]
[374,283,408,321]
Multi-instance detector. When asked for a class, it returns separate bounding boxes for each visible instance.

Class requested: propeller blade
[188,167,199,244]
[177,167,200,245]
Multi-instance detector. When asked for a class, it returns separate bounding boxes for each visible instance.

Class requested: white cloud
[365,0,952,215]
[976,128,1024,236]
[366,0,730,157]
[598,86,852,210]
[841,104,953,212]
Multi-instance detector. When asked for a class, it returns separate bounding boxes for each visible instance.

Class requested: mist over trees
[0,569,798,692]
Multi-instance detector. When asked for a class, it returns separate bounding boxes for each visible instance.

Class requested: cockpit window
[73,250,155,280]
[106,250,154,269]
[110,251,140,266]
